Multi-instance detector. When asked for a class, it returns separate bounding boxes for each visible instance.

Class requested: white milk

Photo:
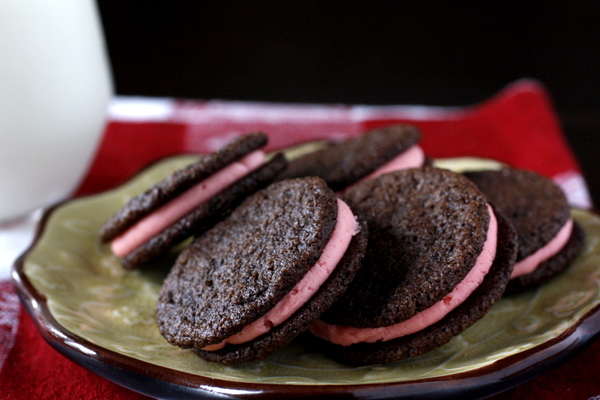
[0,0,113,221]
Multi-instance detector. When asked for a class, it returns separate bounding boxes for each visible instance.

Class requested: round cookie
[310,167,517,366]
[277,124,427,191]
[99,132,287,269]
[464,168,585,293]
[156,177,368,365]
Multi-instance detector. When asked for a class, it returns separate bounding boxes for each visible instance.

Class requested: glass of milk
[0,0,113,222]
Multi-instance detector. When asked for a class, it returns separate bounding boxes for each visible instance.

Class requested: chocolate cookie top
[323,167,491,328]
[464,168,571,260]
[100,132,268,242]
[277,124,422,191]
[118,154,287,269]
[156,177,342,350]
[195,214,368,365]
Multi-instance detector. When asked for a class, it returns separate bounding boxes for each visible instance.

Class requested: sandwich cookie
[99,132,287,269]
[277,124,427,192]
[310,167,517,366]
[464,168,585,293]
[156,177,368,365]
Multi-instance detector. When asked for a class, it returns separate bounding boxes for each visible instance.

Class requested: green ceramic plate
[13,155,600,399]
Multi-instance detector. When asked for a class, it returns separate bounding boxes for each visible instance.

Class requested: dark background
[96,1,600,205]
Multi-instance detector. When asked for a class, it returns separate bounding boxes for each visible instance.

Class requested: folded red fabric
[1,79,597,399]
[76,79,590,208]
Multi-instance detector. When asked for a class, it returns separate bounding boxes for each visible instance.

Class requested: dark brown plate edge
[10,198,600,400]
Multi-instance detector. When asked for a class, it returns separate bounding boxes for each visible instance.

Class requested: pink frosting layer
[510,218,574,279]
[111,150,265,257]
[309,204,498,346]
[202,198,359,351]
[364,144,425,180]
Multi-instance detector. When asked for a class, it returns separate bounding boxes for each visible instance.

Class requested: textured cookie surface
[277,124,421,191]
[464,168,571,260]
[323,167,490,328]
[100,132,268,242]
[315,209,517,366]
[156,177,368,364]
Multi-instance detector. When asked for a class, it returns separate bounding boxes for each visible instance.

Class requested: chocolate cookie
[310,168,517,366]
[156,177,368,365]
[99,132,287,269]
[277,124,427,191]
[464,168,585,293]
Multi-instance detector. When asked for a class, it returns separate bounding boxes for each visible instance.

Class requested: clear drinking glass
[0,0,113,222]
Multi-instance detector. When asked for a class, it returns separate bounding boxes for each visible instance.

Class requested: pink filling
[349,145,425,190]
[202,198,359,351]
[309,204,498,347]
[111,150,266,257]
[510,218,574,279]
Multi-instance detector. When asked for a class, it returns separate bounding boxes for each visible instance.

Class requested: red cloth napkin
[1,79,598,399]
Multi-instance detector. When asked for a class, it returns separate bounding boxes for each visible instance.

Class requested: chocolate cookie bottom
[505,221,585,294]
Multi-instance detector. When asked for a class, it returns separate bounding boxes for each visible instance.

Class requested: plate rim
[10,182,600,400]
